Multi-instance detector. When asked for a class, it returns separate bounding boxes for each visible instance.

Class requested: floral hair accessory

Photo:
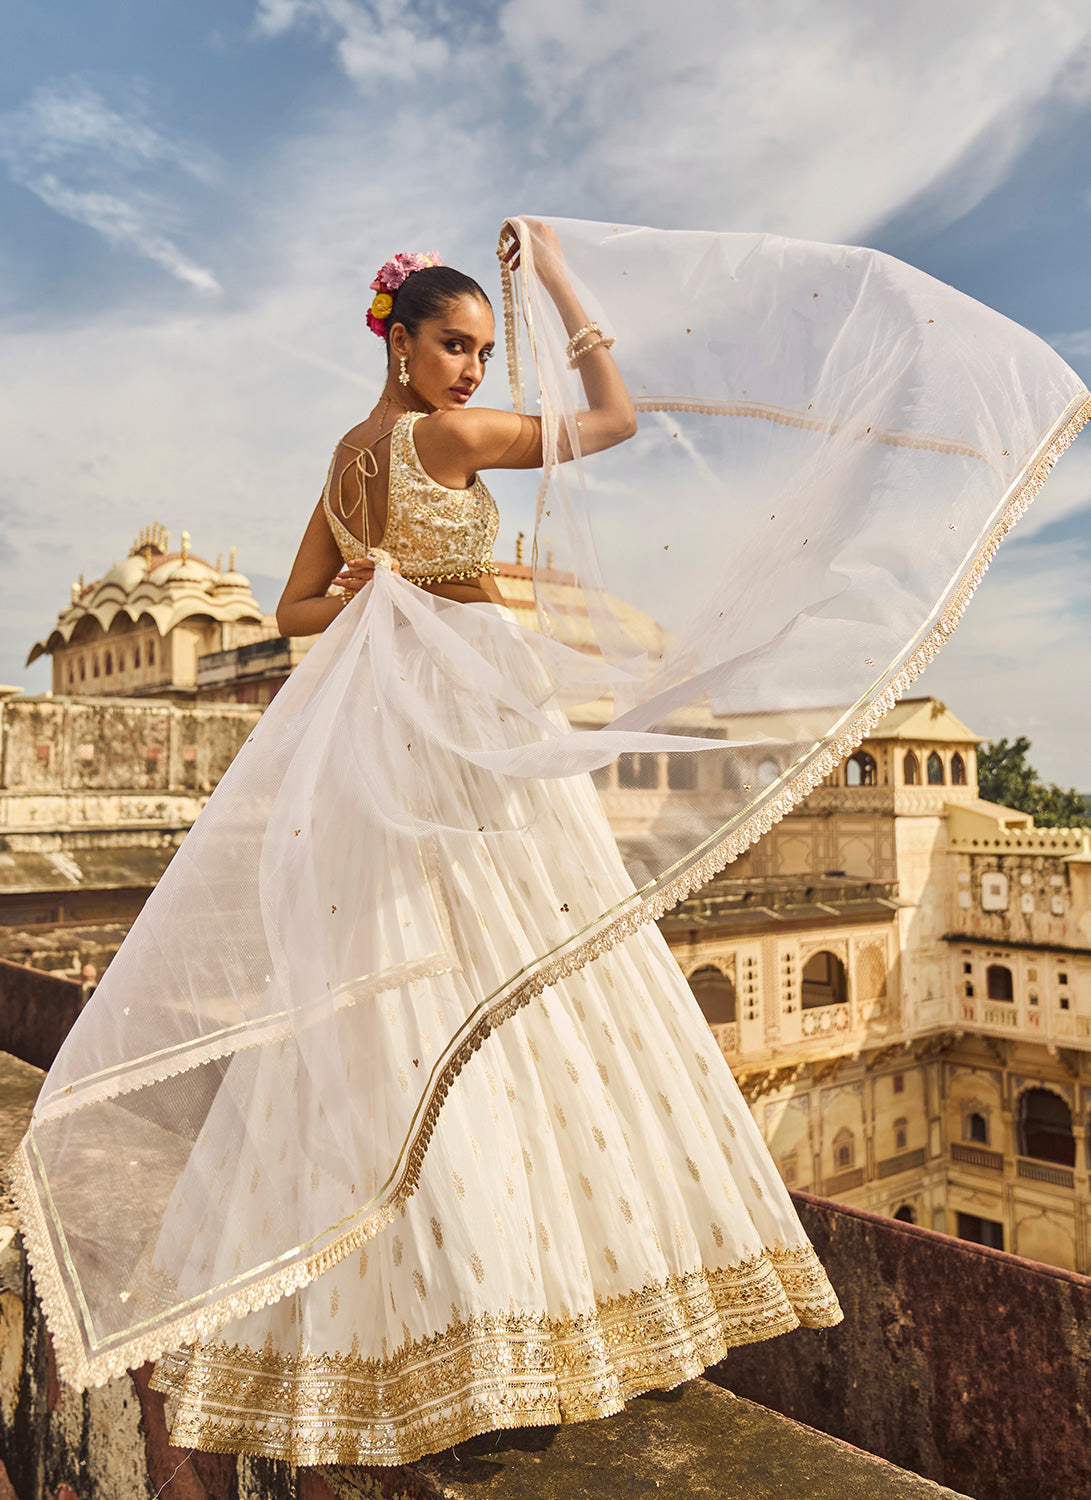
[367,251,444,339]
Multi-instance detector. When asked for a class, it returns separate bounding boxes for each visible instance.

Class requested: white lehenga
[149,607,840,1465]
[15,218,1090,1471]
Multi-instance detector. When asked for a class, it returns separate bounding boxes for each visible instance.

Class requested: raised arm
[515,218,637,462]
[413,219,636,484]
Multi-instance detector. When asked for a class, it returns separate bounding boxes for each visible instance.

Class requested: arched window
[927,751,944,785]
[66,665,74,686]
[967,1112,988,1144]
[1019,1088,1075,1166]
[801,950,847,1009]
[148,638,156,665]
[134,644,141,668]
[951,752,967,785]
[846,751,877,787]
[104,651,113,676]
[986,964,1013,1001]
[92,655,100,678]
[893,1204,916,1224]
[832,1126,854,1171]
[687,965,737,1024]
[618,752,659,790]
[118,651,125,672]
[894,1116,908,1152]
[903,751,920,785]
[79,657,86,681]
[667,755,697,791]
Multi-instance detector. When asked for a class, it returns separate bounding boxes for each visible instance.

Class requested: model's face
[398,294,495,411]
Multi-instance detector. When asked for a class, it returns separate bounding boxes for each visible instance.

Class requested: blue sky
[3,0,1091,786]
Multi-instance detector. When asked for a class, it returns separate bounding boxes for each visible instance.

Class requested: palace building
[661,700,1091,1271]
[26,523,274,701]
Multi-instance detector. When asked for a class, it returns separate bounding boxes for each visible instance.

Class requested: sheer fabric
[13,216,1089,1391]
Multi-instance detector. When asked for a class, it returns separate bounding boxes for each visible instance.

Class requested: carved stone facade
[660,697,1091,1272]
[0,694,260,937]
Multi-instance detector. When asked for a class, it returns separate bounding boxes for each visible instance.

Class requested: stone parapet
[715,1190,1091,1500]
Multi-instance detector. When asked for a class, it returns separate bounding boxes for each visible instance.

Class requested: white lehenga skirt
[148,597,842,1467]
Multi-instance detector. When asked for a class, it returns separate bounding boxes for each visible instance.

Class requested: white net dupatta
[14,215,1090,1388]
[502,213,1089,890]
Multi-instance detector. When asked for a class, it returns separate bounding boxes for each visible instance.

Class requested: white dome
[153,557,215,587]
[102,556,147,590]
[213,569,252,591]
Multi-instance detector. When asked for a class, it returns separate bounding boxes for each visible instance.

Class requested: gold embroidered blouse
[323,412,500,585]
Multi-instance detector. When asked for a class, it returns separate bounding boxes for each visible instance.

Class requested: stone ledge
[418,1380,971,1500]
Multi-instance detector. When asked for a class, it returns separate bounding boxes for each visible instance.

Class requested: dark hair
[385,265,490,355]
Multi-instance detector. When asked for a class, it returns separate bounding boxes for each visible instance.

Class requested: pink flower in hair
[371,251,443,294]
[367,250,443,338]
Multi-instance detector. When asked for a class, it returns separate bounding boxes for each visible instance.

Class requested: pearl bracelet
[565,322,603,359]
[568,335,616,369]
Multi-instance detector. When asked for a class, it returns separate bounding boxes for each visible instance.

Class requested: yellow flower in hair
[371,292,394,319]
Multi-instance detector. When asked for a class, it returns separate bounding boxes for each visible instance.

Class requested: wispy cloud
[495,0,1091,240]
[250,0,1091,243]
[253,0,452,81]
[918,524,1091,785]
[0,81,221,291]
[1050,329,1091,358]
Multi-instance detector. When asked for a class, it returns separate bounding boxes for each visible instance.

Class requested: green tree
[976,736,1091,828]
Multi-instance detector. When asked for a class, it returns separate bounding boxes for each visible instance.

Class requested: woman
[14,217,1087,1482]
[150,220,842,1468]
[276,226,636,632]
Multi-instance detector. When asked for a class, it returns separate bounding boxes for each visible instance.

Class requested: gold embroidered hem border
[149,1246,842,1467]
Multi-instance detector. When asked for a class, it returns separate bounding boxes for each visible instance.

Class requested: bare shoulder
[336,419,372,455]
[415,408,543,476]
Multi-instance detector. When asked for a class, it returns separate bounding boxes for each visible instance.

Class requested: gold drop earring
[399,354,410,387]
